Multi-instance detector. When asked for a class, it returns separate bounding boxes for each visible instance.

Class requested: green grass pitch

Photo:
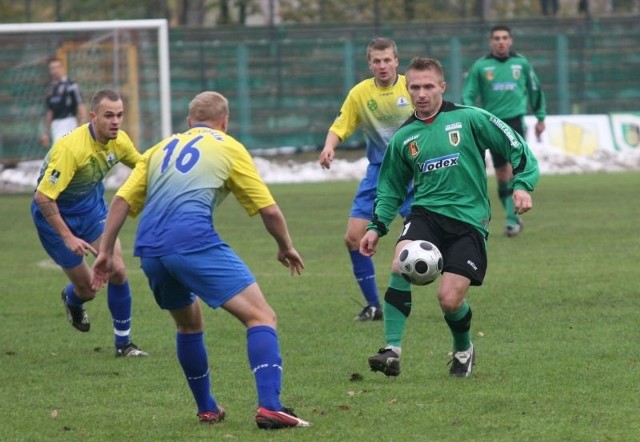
[1,172,639,441]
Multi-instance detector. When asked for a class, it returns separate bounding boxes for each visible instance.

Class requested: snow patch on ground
[2,144,640,193]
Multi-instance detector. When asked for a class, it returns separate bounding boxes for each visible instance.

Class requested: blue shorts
[350,163,413,220]
[139,242,256,311]
[31,199,107,269]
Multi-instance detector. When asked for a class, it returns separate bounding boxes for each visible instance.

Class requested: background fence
[0,16,638,162]
[171,17,639,150]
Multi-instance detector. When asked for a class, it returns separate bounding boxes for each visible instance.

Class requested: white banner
[524,114,617,155]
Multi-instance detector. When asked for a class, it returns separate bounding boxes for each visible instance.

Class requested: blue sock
[247,325,282,411]
[177,332,217,413]
[349,249,379,307]
[64,283,85,306]
[107,281,132,348]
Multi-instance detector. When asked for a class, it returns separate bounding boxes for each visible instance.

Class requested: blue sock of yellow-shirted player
[177,331,219,414]
[349,250,380,308]
[383,273,412,348]
[107,281,133,348]
[63,283,84,307]
[444,301,473,351]
[247,325,283,411]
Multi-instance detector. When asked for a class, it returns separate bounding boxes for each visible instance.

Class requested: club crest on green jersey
[511,64,522,79]
[445,122,462,147]
[485,68,495,81]
[408,141,419,157]
[449,131,460,147]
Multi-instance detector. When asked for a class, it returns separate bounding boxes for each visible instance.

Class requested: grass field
[1,172,639,441]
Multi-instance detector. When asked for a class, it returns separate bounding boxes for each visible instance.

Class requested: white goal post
[0,19,171,163]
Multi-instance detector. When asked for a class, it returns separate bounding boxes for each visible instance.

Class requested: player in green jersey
[362,57,539,378]
[463,24,546,237]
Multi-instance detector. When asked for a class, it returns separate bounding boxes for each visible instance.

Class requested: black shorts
[397,207,487,286]
[490,116,525,168]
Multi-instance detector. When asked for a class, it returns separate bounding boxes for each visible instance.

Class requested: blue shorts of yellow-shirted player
[140,243,255,310]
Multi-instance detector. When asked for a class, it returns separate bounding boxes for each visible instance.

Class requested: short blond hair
[91,89,121,112]
[188,91,228,123]
[405,57,445,80]
[367,37,398,60]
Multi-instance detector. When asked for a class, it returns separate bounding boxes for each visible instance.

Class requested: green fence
[1,17,638,162]
[168,17,639,151]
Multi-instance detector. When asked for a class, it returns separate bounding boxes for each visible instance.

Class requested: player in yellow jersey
[91,91,310,428]
[319,37,413,321]
[31,89,147,357]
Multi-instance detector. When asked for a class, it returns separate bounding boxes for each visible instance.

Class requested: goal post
[0,19,171,164]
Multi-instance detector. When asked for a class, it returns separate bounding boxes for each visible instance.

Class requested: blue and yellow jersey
[330,75,413,164]
[35,123,141,214]
[117,125,275,257]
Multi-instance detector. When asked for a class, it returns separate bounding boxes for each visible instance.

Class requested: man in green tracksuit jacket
[362,57,539,379]
[463,24,546,237]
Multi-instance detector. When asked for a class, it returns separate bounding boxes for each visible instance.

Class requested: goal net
[0,19,170,165]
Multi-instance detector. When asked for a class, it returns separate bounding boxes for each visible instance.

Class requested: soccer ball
[398,240,443,286]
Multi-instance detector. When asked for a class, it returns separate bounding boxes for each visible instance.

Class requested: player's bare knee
[174,319,203,334]
[257,307,277,327]
[437,293,463,313]
[108,264,128,285]
[344,234,360,250]
[246,307,277,329]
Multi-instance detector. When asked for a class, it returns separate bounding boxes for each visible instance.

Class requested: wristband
[366,219,388,237]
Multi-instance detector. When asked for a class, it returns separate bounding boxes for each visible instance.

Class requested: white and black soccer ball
[398,240,443,286]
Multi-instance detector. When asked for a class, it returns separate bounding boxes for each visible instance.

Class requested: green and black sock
[383,273,412,348]
[444,301,472,352]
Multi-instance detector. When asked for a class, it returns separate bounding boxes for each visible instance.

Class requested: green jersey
[370,102,539,239]
[462,52,546,122]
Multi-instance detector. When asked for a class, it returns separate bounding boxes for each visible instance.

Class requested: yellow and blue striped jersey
[36,123,141,214]
[117,125,275,257]
[330,75,413,164]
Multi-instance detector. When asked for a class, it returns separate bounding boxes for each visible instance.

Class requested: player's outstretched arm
[92,196,130,290]
[258,203,304,275]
